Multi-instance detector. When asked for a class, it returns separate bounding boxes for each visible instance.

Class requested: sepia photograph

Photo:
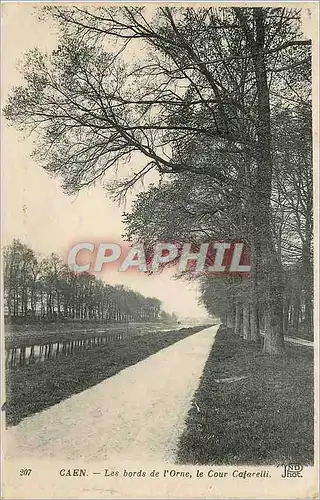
[1,2,318,498]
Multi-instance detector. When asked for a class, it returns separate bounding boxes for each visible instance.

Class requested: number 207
[20,469,32,476]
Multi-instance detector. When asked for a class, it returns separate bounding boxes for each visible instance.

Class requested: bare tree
[4,6,311,353]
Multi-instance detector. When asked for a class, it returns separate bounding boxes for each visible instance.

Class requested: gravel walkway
[6,324,219,464]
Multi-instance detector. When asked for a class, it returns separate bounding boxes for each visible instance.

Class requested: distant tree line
[3,239,164,323]
[199,265,313,341]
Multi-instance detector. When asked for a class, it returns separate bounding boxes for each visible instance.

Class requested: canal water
[5,323,191,369]
[5,331,135,369]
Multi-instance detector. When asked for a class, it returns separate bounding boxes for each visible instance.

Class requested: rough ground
[6,325,220,463]
[177,326,314,465]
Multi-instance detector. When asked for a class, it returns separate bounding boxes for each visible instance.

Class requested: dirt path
[6,324,219,464]
[284,335,314,348]
[261,331,314,349]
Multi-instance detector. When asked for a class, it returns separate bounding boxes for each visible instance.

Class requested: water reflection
[6,332,130,369]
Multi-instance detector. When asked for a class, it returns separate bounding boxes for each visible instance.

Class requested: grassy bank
[4,320,182,348]
[6,325,211,427]
[177,326,314,465]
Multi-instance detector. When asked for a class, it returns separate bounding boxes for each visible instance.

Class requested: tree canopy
[4,6,313,353]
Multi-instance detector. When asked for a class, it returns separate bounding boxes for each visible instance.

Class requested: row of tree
[125,104,313,339]
[5,6,313,352]
[119,8,313,343]
[3,239,163,323]
[200,269,313,341]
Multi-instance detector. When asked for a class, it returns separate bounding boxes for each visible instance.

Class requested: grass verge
[177,326,314,465]
[5,321,181,348]
[5,325,211,427]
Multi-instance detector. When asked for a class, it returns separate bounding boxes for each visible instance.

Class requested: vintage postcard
[1,2,318,499]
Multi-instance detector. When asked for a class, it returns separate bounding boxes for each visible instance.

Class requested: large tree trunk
[302,215,313,337]
[251,9,285,355]
[226,307,235,329]
[249,228,260,343]
[292,294,300,333]
[242,303,250,340]
[250,298,260,342]
[234,302,242,335]
[304,294,313,338]
[283,297,290,335]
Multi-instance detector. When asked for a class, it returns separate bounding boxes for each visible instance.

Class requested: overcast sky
[2,4,212,319]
